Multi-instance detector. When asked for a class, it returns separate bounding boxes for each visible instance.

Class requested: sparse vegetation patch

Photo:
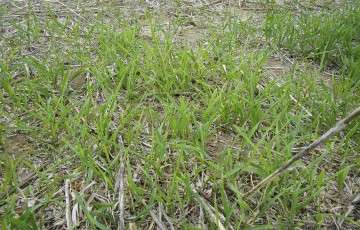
[0,1,359,229]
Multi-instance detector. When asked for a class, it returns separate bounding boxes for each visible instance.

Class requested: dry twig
[202,199,227,230]
[338,194,360,228]
[244,106,360,197]
[118,162,125,230]
[191,186,227,230]
[65,179,72,229]
[141,199,167,230]
[159,203,175,230]
[116,136,125,230]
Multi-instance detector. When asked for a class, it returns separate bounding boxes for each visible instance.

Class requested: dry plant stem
[118,161,125,230]
[204,199,235,230]
[202,199,227,230]
[338,194,360,227]
[141,199,167,230]
[65,179,72,229]
[117,135,125,230]
[202,0,222,7]
[159,203,175,230]
[243,106,360,198]
[191,187,226,230]
[199,205,205,227]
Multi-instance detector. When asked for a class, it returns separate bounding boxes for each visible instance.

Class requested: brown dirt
[0,131,38,158]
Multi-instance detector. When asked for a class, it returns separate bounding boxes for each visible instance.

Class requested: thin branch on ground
[117,161,125,230]
[65,179,72,229]
[338,194,360,228]
[191,186,227,230]
[117,135,125,230]
[243,106,360,197]
[141,199,168,230]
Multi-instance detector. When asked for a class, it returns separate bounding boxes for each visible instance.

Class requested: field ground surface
[0,0,359,229]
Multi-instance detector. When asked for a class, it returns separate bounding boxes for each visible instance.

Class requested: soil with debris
[0,0,359,229]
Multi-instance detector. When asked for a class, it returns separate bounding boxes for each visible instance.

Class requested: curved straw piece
[243,106,360,198]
